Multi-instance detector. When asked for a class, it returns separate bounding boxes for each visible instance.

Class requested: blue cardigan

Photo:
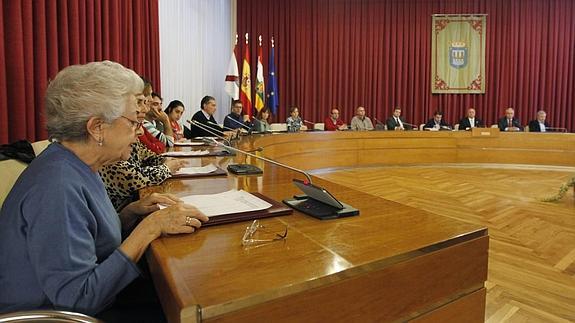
[0,143,140,315]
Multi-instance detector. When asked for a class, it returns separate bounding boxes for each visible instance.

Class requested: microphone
[545,127,568,133]
[303,120,317,131]
[208,138,359,219]
[210,138,313,184]
[208,121,240,140]
[225,115,252,130]
[402,122,418,128]
[187,120,232,147]
[208,120,237,132]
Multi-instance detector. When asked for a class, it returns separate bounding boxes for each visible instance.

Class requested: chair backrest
[0,140,50,208]
[313,123,325,131]
[524,125,530,132]
[269,123,287,132]
[454,123,460,131]
[419,124,425,131]
[0,310,101,322]
[0,159,27,207]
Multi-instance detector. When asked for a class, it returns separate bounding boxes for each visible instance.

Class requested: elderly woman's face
[104,95,139,162]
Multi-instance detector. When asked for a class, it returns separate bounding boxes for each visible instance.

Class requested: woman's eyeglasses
[120,115,143,130]
[242,220,288,246]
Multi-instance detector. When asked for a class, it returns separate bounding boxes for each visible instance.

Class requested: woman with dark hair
[164,100,185,141]
[254,107,272,132]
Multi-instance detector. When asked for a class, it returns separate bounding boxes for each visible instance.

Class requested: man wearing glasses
[324,108,347,131]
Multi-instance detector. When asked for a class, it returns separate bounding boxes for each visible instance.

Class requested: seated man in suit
[350,106,374,131]
[187,95,225,138]
[528,110,550,132]
[424,111,451,130]
[224,99,251,130]
[386,107,413,131]
[498,107,523,131]
[324,108,347,131]
[458,108,483,130]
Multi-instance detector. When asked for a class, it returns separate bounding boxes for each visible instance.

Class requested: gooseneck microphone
[209,138,359,219]
[208,121,237,132]
[226,115,252,130]
[188,120,231,147]
[210,138,313,184]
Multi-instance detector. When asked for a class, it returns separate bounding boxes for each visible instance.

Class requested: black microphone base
[227,164,263,175]
[283,197,359,220]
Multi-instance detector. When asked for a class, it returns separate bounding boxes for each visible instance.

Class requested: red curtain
[0,0,161,144]
[237,0,575,130]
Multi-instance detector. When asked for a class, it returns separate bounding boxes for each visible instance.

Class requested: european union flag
[267,42,279,116]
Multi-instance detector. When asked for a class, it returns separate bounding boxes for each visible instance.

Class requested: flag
[267,38,279,116]
[240,33,253,117]
[224,36,239,99]
[254,36,265,112]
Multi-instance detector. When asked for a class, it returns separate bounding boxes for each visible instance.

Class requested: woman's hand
[127,192,182,216]
[142,204,209,237]
[120,203,209,262]
[164,158,187,174]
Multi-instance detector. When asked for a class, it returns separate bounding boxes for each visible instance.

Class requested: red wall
[238,0,575,130]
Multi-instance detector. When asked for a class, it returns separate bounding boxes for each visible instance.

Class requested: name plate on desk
[471,127,500,137]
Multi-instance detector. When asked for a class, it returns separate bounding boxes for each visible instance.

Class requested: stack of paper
[174,164,218,176]
[174,141,206,146]
[161,190,272,217]
[162,150,210,157]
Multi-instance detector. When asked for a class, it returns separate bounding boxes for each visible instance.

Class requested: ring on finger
[185,216,194,226]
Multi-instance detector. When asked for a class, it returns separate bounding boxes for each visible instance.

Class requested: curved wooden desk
[141,130,575,322]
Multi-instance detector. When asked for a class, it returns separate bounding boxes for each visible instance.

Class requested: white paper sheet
[162,150,210,157]
[174,164,218,175]
[174,141,206,146]
[161,190,272,217]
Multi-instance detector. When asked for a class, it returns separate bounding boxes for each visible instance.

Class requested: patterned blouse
[99,141,171,211]
[286,116,302,132]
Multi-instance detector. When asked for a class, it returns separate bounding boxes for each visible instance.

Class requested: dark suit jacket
[188,110,224,138]
[386,116,413,130]
[424,118,451,130]
[458,117,483,130]
[498,117,522,131]
[528,120,550,132]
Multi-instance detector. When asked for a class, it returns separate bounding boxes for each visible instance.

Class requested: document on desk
[161,150,210,157]
[174,141,206,146]
[174,164,218,176]
[167,190,272,217]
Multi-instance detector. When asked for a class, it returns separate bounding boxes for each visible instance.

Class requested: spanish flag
[254,36,265,112]
[240,33,252,117]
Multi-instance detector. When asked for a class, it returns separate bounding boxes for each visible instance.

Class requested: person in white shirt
[350,106,374,131]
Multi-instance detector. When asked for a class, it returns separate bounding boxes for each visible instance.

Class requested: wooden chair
[0,140,49,207]
[0,310,101,322]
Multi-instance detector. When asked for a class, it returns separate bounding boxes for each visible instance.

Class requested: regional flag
[254,36,265,112]
[224,35,239,99]
[240,33,253,117]
[267,38,279,116]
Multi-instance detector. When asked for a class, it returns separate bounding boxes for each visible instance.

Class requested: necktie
[508,119,512,127]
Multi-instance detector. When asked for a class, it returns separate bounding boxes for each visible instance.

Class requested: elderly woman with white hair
[0,61,208,317]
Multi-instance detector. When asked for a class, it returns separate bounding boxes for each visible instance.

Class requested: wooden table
[141,132,521,322]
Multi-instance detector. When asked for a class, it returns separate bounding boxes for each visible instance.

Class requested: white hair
[45,60,143,142]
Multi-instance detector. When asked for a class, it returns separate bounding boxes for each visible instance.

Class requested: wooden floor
[312,164,575,323]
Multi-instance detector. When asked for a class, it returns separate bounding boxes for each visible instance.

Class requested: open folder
[162,190,292,227]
